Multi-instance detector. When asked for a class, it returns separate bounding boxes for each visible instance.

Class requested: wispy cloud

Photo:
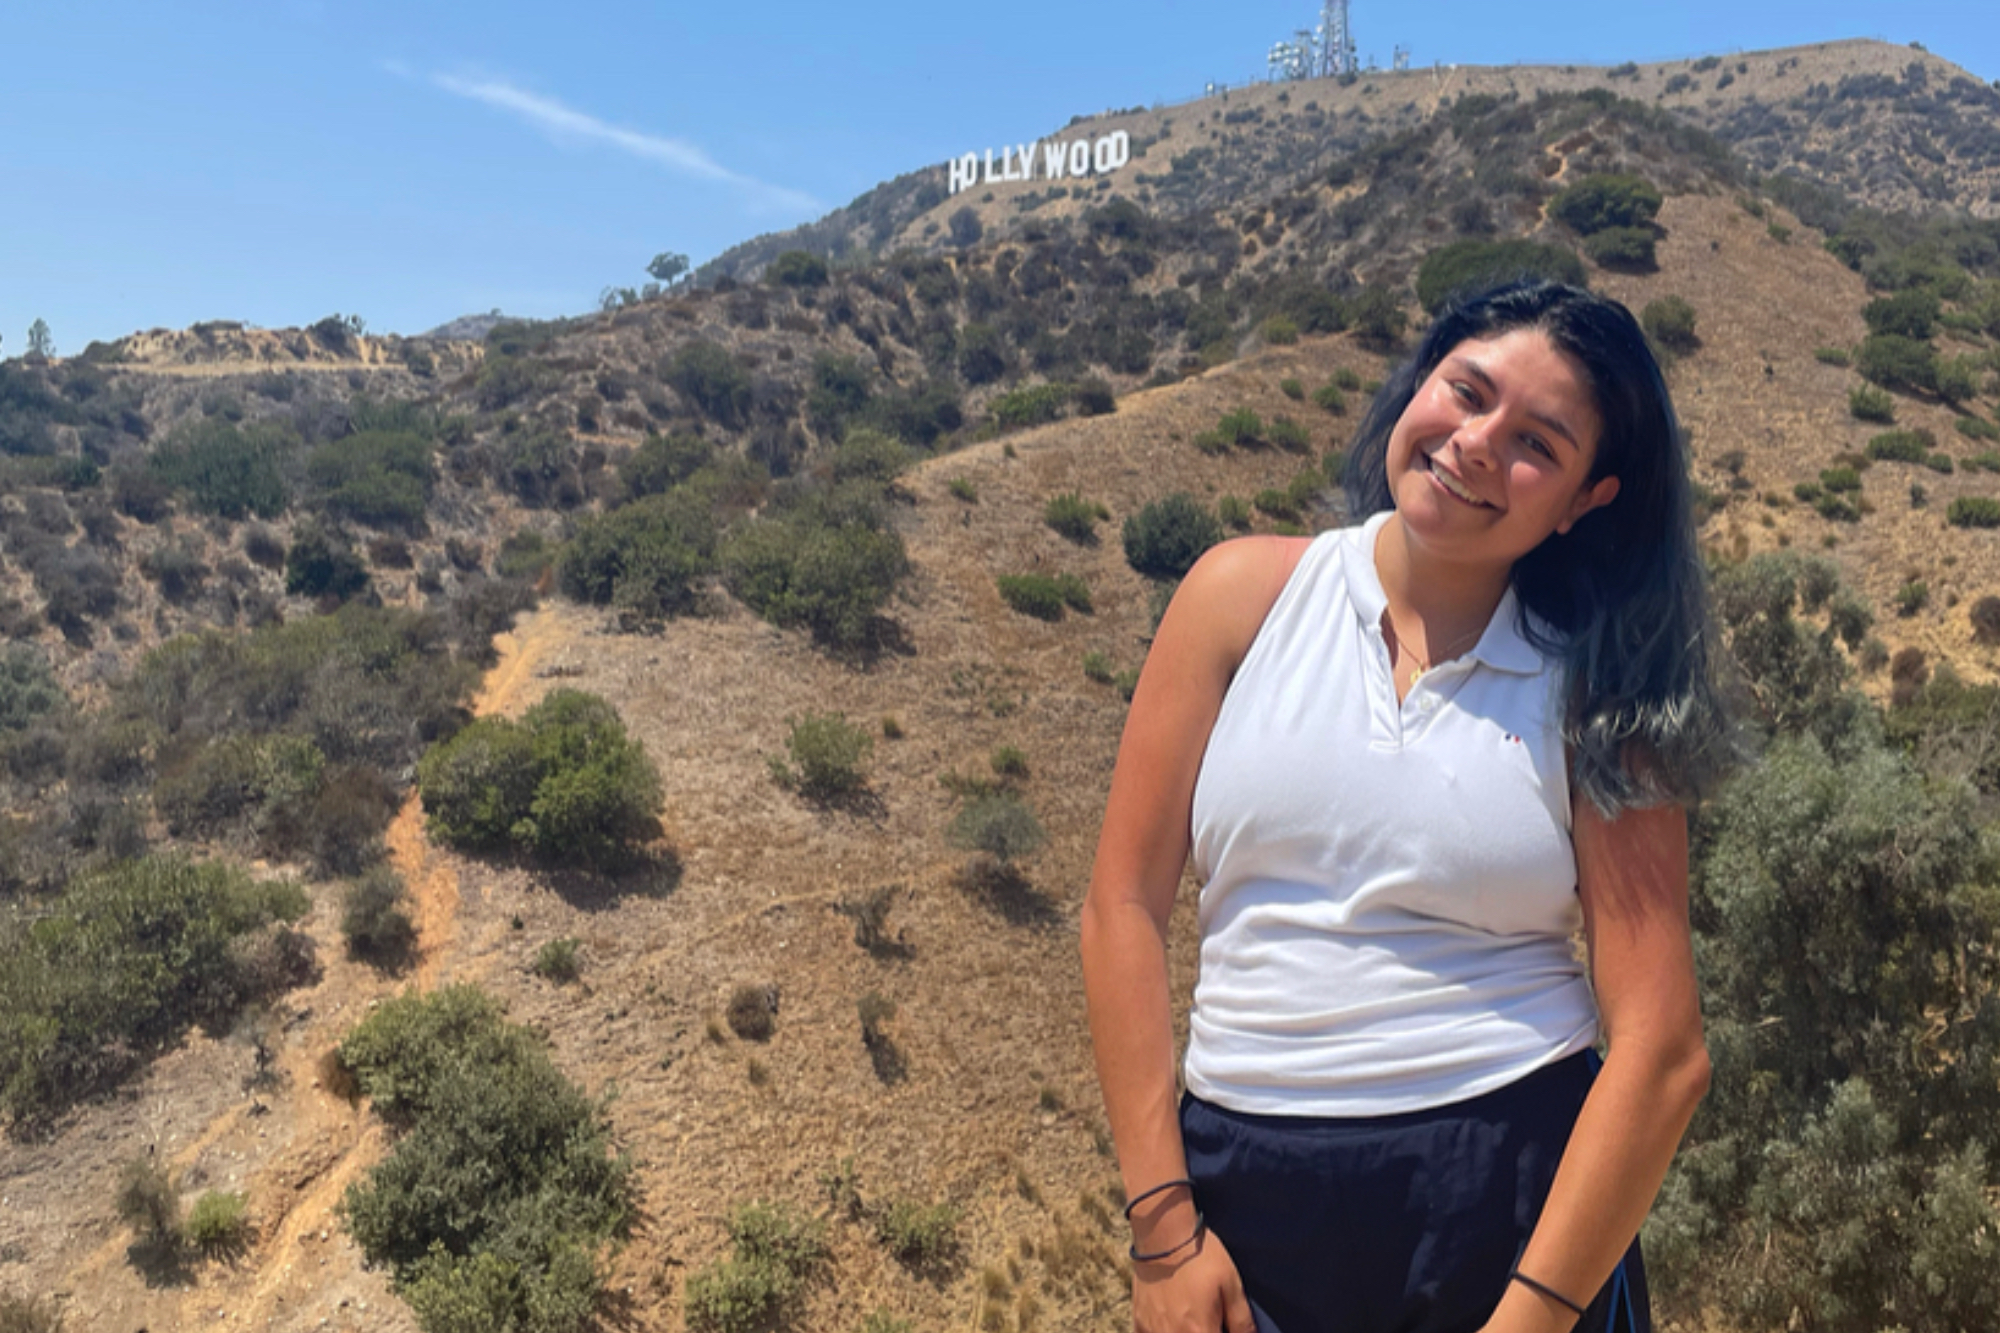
[417,69,820,215]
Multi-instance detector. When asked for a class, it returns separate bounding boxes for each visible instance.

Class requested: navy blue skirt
[1179,1052,1649,1333]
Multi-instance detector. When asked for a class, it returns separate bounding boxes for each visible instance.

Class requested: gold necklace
[1384,612,1484,681]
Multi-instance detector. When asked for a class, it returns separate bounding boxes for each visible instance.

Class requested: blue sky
[2,2,1993,352]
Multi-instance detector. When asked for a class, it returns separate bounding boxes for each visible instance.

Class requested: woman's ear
[1557,476,1620,535]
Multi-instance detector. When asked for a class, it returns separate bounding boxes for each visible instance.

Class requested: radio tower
[1318,0,1356,77]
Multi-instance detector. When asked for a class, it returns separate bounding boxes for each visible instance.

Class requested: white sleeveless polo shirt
[1183,513,1599,1116]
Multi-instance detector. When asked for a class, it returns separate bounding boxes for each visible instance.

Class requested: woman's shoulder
[1166,534,1319,676]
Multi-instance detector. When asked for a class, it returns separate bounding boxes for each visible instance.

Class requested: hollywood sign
[946,130,1131,196]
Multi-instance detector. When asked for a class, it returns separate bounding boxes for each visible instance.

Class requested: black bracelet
[1129,1209,1206,1263]
[1508,1268,1588,1318]
[1120,1176,1195,1220]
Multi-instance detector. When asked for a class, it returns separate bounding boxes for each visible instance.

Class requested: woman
[1081,281,1737,1333]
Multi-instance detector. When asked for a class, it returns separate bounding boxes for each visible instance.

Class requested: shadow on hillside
[954,859,1062,929]
[532,845,684,912]
[126,1236,193,1288]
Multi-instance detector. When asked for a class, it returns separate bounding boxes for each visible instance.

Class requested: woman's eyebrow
[1446,355,1580,450]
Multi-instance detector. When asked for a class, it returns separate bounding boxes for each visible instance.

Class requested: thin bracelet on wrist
[1508,1268,1588,1318]
[1120,1176,1194,1220]
[1129,1210,1206,1263]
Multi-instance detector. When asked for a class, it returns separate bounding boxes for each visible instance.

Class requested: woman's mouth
[1423,454,1494,508]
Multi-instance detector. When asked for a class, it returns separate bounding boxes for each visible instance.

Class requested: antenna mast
[1318,0,1356,77]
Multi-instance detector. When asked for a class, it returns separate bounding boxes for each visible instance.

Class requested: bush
[0,856,307,1127]
[1549,173,1662,234]
[1216,493,1251,529]
[1259,314,1299,345]
[667,340,752,429]
[987,382,1071,431]
[1415,239,1588,313]
[996,574,1067,621]
[1280,377,1305,400]
[0,1294,65,1331]
[619,430,711,499]
[1814,346,1853,367]
[1954,416,2000,443]
[1082,651,1115,683]
[557,491,717,621]
[720,508,908,651]
[1848,383,1896,423]
[684,1201,827,1333]
[1583,226,1657,270]
[116,1156,181,1244]
[1819,466,1862,494]
[337,986,635,1333]
[1072,377,1117,417]
[947,794,1047,865]
[873,1198,959,1268]
[1347,287,1408,349]
[1641,296,1699,352]
[307,430,434,530]
[1857,335,1938,394]
[0,644,63,733]
[185,1190,250,1256]
[829,427,910,486]
[532,937,581,983]
[725,984,777,1041]
[1044,491,1108,543]
[1123,494,1223,580]
[1267,416,1311,453]
[957,323,1010,386]
[417,689,662,867]
[771,711,872,800]
[1948,496,2000,528]
[149,419,291,519]
[1312,381,1348,414]
[284,527,370,600]
[342,867,416,966]
[1969,596,2000,644]
[1866,429,1935,462]
[1862,289,1941,340]
[765,250,829,288]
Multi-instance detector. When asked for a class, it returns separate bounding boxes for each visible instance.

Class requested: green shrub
[1081,651,1115,683]
[721,512,908,652]
[472,355,556,411]
[1415,238,1588,313]
[1849,384,1896,423]
[1857,335,1939,394]
[1549,173,1662,234]
[667,340,752,429]
[558,491,717,621]
[947,476,977,502]
[1814,346,1853,367]
[116,1156,181,1244]
[337,986,634,1333]
[619,430,712,498]
[947,794,1047,865]
[1895,581,1930,616]
[342,867,416,966]
[1936,355,1982,405]
[1259,314,1300,345]
[1866,430,1935,463]
[684,1201,827,1333]
[725,984,777,1041]
[284,527,369,600]
[1947,496,2000,528]
[873,1198,960,1268]
[988,383,1071,430]
[990,746,1029,780]
[996,574,1066,621]
[1334,368,1362,391]
[1968,452,2000,473]
[1814,493,1860,522]
[765,250,829,288]
[0,644,63,733]
[1641,296,1699,352]
[532,937,581,983]
[1044,491,1109,543]
[1216,494,1251,529]
[0,1294,65,1332]
[148,419,292,519]
[1267,416,1311,453]
[1253,489,1300,522]
[1926,452,1955,474]
[1312,381,1348,414]
[417,690,661,866]
[1819,466,1862,494]
[185,1190,250,1256]
[0,857,307,1127]
[1862,289,1941,340]
[1583,226,1657,270]
[1347,287,1408,349]
[1954,416,2000,443]
[1123,494,1223,580]
[771,711,872,800]
[1279,377,1305,400]
[307,430,434,530]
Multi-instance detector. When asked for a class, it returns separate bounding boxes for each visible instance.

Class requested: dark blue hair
[1343,279,1739,812]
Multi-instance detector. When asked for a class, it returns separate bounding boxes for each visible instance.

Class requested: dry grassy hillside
[10,172,2000,1329]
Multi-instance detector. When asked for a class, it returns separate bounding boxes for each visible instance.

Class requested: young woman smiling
[1082,281,1738,1333]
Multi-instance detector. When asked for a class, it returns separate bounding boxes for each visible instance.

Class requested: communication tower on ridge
[1392,44,1410,71]
[1318,0,1357,78]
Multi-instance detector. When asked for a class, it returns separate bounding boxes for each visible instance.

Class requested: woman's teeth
[1429,460,1488,507]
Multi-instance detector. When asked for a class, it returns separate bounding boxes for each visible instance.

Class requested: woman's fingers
[1220,1270,1257,1333]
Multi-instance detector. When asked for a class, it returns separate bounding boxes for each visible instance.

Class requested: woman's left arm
[1482,798,1711,1333]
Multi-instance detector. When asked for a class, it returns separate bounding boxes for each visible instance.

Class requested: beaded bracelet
[1508,1268,1588,1318]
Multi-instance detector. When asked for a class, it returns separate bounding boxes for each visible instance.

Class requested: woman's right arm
[1081,536,1302,1333]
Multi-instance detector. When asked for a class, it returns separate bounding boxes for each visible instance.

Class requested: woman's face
[1384,327,1620,570]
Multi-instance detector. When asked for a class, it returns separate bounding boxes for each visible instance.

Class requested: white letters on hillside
[946,130,1130,196]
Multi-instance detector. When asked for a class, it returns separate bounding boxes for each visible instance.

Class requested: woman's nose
[1452,414,1503,468]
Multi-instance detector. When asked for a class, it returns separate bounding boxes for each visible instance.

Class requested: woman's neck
[1373,514,1513,638]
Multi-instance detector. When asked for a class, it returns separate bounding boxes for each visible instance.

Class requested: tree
[26,319,53,358]
[647,252,690,286]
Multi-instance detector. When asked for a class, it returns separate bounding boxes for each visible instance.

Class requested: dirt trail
[160,601,581,1333]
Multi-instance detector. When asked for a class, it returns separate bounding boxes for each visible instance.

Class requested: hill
[3,35,2000,1333]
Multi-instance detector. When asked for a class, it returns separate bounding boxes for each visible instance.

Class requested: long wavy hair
[1343,279,1739,813]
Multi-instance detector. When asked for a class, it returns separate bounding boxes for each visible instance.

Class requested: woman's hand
[1131,1227,1257,1333]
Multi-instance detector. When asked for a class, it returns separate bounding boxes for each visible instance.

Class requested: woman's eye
[1450,382,1478,406]
[1524,435,1554,459]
